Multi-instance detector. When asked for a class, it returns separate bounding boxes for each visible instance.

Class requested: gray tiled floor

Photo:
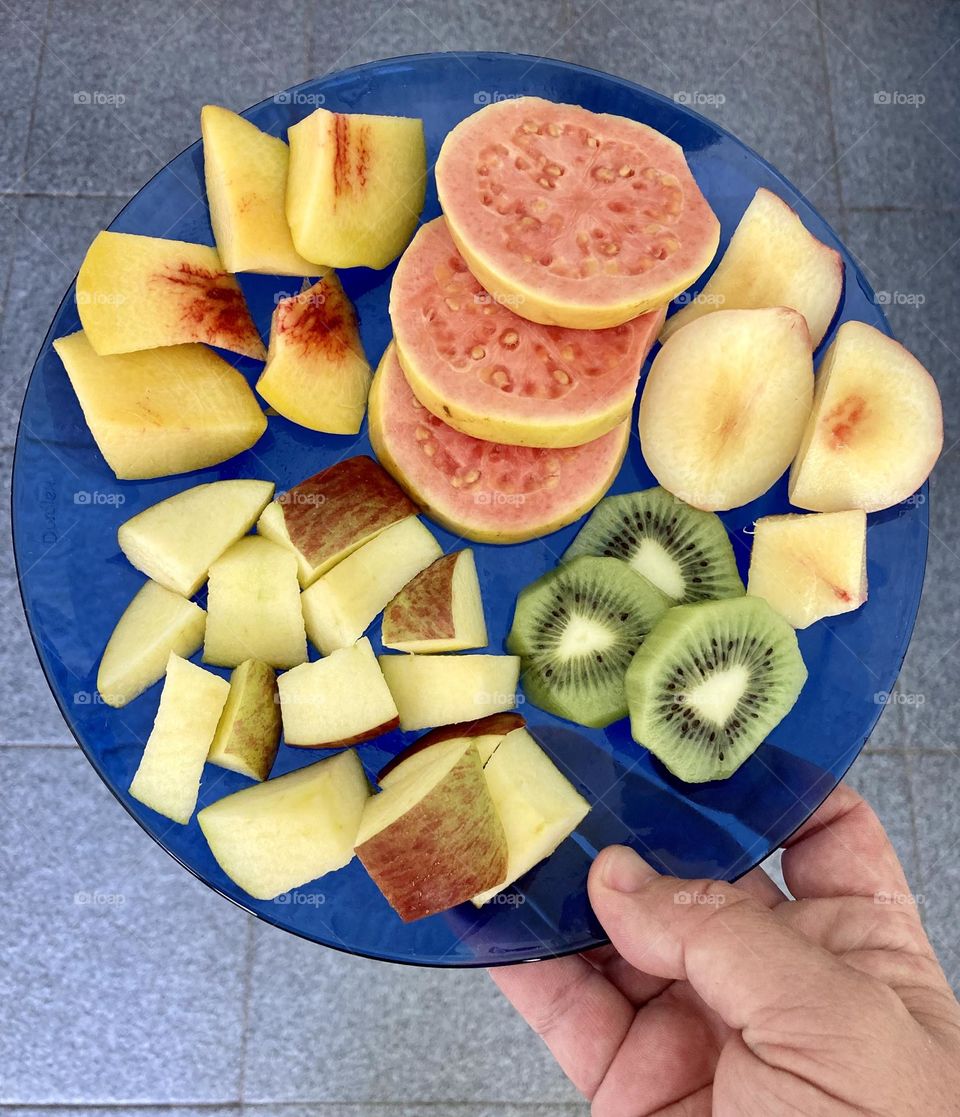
[1,1,958,1111]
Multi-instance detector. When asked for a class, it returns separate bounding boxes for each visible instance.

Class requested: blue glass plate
[11,52,927,967]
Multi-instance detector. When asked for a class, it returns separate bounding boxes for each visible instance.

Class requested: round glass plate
[11,52,927,967]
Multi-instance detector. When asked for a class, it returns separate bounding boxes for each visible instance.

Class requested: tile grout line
[813,0,846,211]
[236,914,258,1106]
[17,0,54,188]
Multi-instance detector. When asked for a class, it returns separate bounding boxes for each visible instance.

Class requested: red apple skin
[284,715,401,750]
[280,456,417,569]
[382,552,458,643]
[357,750,507,922]
[377,711,526,781]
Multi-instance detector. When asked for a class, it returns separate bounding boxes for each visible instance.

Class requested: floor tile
[908,752,960,991]
[0,8,47,190]
[0,193,123,450]
[1,450,74,744]
[556,0,841,210]
[0,747,249,1103]
[248,1107,588,1117]
[820,0,960,208]
[243,920,580,1106]
[23,0,310,195]
[4,1111,241,1117]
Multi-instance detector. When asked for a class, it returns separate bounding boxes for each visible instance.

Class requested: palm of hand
[493,787,960,1116]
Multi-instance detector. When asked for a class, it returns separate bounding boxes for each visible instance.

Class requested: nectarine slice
[639,307,814,510]
[77,231,265,358]
[286,108,426,270]
[201,104,319,276]
[747,510,867,629]
[54,331,267,480]
[662,188,843,348]
[256,273,371,434]
[789,320,942,512]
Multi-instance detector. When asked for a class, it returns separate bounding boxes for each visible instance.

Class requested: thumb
[588,845,874,1033]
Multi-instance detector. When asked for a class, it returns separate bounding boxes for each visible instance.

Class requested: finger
[489,953,633,1099]
[588,845,875,1034]
[590,984,719,1117]
[781,781,911,902]
[582,861,784,1006]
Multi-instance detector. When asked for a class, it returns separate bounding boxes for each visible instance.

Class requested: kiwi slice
[626,596,807,783]
[507,555,670,729]
[563,487,744,605]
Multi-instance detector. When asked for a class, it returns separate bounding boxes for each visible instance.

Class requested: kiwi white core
[685,665,749,726]
[629,539,686,600]
[557,615,616,658]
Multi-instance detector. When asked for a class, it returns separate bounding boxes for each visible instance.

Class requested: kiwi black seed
[626,596,807,783]
[507,555,670,729]
[563,487,744,605]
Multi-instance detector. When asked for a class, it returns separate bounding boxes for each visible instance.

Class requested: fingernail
[599,845,656,893]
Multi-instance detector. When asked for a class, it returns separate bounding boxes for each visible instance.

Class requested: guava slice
[436,96,720,329]
[390,217,663,448]
[368,343,628,544]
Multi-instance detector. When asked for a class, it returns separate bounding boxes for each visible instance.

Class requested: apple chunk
[473,727,590,906]
[257,456,416,587]
[378,653,521,732]
[300,516,441,655]
[747,510,867,629]
[355,738,507,921]
[789,320,943,513]
[207,659,281,781]
[76,230,265,358]
[639,307,813,510]
[662,188,843,348]
[256,274,372,434]
[54,331,267,480]
[277,637,399,748]
[118,479,274,597]
[201,104,319,276]
[129,652,230,824]
[381,549,488,653]
[378,711,526,786]
[198,750,370,900]
[97,580,206,707]
[204,536,307,669]
[286,108,426,270]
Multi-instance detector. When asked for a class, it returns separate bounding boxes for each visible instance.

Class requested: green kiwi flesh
[626,596,807,782]
[563,487,744,605]
[507,555,670,729]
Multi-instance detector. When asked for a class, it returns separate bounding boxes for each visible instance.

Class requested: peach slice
[355,738,507,922]
[256,456,416,587]
[201,104,319,275]
[97,580,206,708]
[277,637,400,748]
[54,331,267,480]
[286,108,426,269]
[203,536,307,669]
[198,750,370,900]
[747,509,867,629]
[299,516,442,655]
[789,321,943,512]
[378,653,521,732]
[639,307,814,510]
[256,273,371,434]
[381,549,488,654]
[207,659,282,782]
[129,652,230,825]
[76,231,265,358]
[662,188,843,348]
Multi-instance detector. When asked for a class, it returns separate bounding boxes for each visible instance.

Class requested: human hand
[493,784,960,1115]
